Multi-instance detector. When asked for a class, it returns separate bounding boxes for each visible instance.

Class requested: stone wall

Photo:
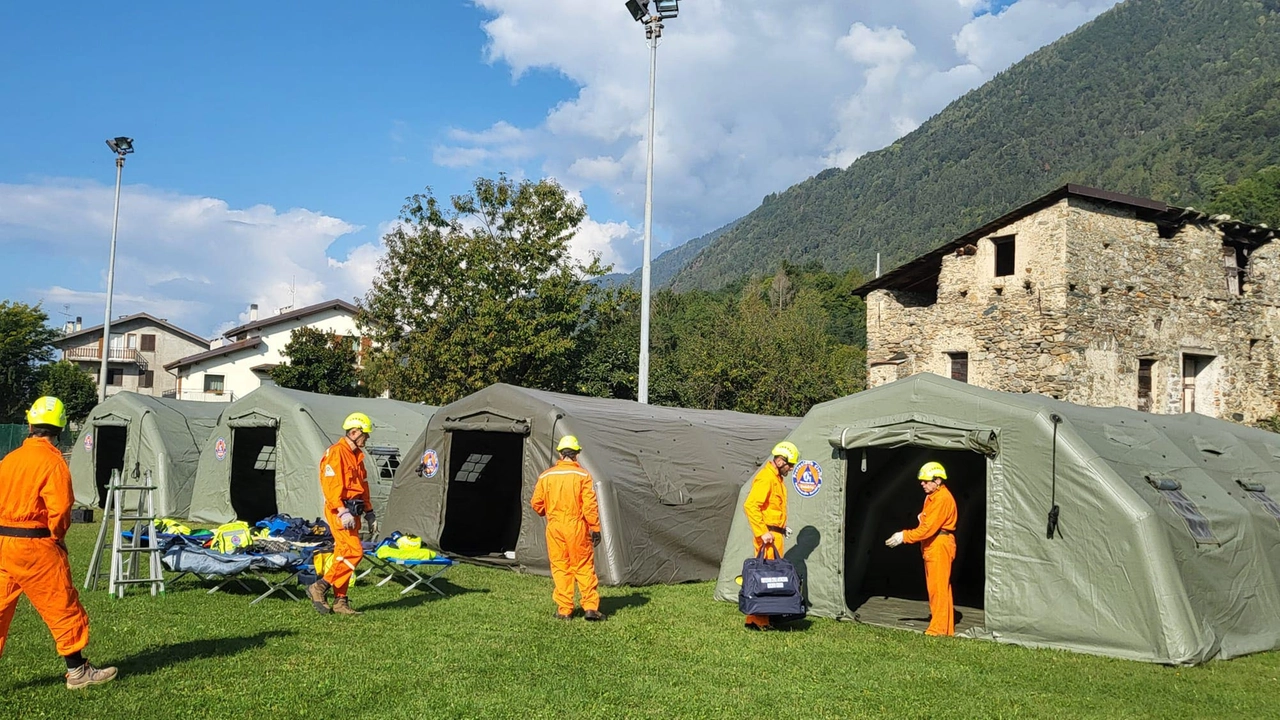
[866,197,1280,422]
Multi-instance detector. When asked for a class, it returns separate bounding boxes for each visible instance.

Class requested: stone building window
[993,235,1016,277]
[1137,359,1155,412]
[1223,244,1248,295]
[948,352,969,383]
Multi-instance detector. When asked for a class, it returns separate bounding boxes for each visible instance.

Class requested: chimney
[249,303,259,322]
[75,316,82,331]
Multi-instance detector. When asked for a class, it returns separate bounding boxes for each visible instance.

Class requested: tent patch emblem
[83,433,93,453]
[214,437,228,461]
[421,449,440,478]
[793,460,822,497]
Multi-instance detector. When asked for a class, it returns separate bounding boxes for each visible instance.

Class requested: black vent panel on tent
[1237,479,1280,521]
[1147,476,1216,544]
[367,446,401,480]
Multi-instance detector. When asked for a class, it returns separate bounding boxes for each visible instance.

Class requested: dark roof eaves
[54,312,208,347]
[221,299,359,339]
[163,337,263,371]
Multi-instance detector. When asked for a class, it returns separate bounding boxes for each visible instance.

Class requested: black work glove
[590,531,601,547]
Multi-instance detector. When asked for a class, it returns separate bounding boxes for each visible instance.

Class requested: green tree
[0,301,60,423]
[359,175,607,404]
[270,326,359,396]
[1206,166,1280,228]
[36,360,99,425]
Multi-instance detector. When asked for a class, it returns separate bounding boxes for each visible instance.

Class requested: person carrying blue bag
[740,441,800,631]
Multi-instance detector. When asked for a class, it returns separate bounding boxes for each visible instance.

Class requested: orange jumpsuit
[531,458,600,615]
[743,462,787,628]
[902,484,958,636]
[319,439,369,596]
[0,437,91,658]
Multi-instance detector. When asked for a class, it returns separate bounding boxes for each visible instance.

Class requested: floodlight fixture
[106,136,134,155]
[625,0,647,22]
[654,0,678,18]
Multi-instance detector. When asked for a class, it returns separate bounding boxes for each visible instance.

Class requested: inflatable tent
[188,386,436,523]
[384,384,799,586]
[69,392,222,518]
[714,373,1280,665]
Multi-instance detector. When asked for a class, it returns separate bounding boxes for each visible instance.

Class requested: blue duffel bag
[738,544,804,618]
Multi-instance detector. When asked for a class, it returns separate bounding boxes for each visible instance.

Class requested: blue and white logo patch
[793,460,822,497]
[422,449,439,478]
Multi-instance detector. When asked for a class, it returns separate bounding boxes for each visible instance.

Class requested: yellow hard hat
[771,441,800,465]
[556,435,582,452]
[918,461,947,482]
[27,396,68,429]
[342,412,373,435]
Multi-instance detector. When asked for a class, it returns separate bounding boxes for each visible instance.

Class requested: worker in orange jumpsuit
[531,436,603,621]
[742,441,800,630]
[307,412,375,616]
[886,461,959,636]
[0,397,117,689]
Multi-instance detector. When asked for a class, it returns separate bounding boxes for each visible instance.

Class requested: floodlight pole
[99,152,126,402]
[638,14,663,404]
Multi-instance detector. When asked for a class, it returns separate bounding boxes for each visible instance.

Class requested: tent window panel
[1159,488,1217,544]
[253,444,277,471]
[454,454,494,483]
[368,447,401,480]
[1245,490,1280,521]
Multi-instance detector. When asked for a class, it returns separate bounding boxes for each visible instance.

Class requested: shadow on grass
[600,592,650,616]
[11,629,296,690]
[359,578,488,612]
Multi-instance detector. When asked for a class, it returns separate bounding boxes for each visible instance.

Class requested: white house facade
[165,300,361,402]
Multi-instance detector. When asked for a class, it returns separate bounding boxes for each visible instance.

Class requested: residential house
[165,299,361,401]
[855,184,1280,421]
[53,314,209,399]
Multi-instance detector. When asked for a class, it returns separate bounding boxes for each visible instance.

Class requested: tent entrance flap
[440,431,524,556]
[229,426,279,522]
[844,446,987,634]
[94,426,128,508]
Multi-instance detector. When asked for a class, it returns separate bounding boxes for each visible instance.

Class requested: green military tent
[714,373,1280,665]
[383,384,799,586]
[187,386,437,524]
[68,392,222,518]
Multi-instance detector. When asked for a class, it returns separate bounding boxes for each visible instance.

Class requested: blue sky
[0,0,1119,337]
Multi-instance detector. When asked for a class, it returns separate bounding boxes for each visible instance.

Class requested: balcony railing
[162,389,237,403]
[63,347,148,367]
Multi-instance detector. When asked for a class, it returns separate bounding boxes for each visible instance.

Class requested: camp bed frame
[358,554,454,596]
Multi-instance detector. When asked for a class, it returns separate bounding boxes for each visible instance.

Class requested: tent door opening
[440,431,524,557]
[94,426,128,508]
[229,427,279,522]
[843,447,987,634]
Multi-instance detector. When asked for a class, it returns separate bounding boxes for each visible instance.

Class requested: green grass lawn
[3,525,1278,719]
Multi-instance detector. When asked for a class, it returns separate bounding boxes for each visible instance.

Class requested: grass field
[3,525,1278,719]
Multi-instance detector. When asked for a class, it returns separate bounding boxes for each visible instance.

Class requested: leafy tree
[0,301,59,423]
[36,360,99,425]
[360,175,607,405]
[1206,166,1280,228]
[270,326,359,396]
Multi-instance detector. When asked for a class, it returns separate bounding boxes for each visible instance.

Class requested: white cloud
[0,180,377,337]
[445,0,1121,272]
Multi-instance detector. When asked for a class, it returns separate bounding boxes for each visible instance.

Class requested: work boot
[307,579,332,615]
[333,596,363,616]
[555,611,573,621]
[583,610,604,622]
[65,662,118,690]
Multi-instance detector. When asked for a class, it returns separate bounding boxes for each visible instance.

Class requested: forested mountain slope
[671,0,1280,290]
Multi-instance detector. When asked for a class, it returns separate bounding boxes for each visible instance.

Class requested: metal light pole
[99,137,134,402]
[626,0,677,404]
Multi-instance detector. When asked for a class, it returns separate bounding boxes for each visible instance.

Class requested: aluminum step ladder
[84,469,165,597]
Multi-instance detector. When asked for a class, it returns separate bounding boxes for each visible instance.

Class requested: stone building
[854,185,1280,422]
